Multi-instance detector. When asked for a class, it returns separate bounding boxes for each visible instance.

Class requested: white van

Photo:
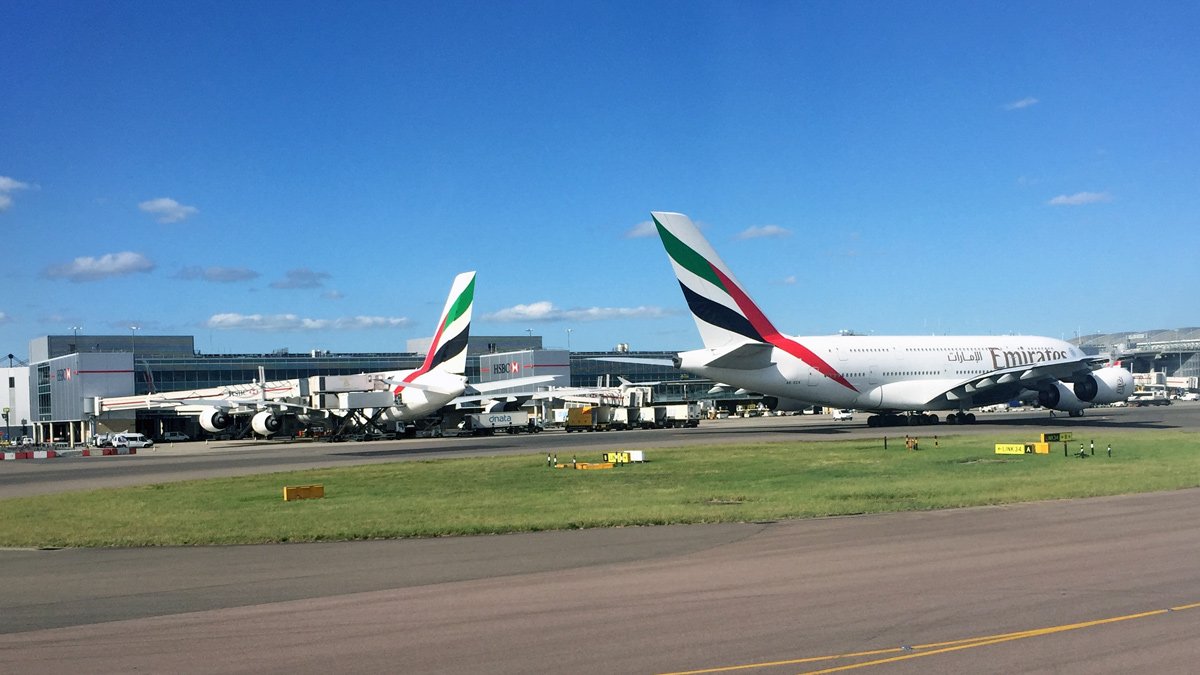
[832,409,854,421]
[113,433,154,449]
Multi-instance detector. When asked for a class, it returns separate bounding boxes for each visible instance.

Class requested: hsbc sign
[492,361,521,375]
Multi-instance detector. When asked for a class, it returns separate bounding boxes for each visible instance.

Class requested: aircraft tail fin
[651,211,781,350]
[419,271,475,376]
[652,212,857,391]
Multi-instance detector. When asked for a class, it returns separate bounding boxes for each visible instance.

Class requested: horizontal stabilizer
[704,342,775,370]
[588,356,678,368]
[377,376,462,397]
[465,375,558,394]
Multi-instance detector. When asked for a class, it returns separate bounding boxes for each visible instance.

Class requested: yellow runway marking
[658,601,1200,675]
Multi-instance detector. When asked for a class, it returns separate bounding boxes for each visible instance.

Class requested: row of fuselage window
[839,369,990,379]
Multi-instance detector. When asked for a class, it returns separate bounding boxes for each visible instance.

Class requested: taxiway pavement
[2,403,1198,673]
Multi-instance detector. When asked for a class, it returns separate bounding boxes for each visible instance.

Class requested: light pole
[566,328,573,352]
[130,325,139,354]
[1179,328,1185,381]
[71,325,82,353]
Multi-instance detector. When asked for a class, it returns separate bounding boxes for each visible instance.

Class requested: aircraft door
[857,365,883,408]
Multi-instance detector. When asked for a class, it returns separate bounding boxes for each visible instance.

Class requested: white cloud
[204,313,412,331]
[484,301,673,323]
[0,176,30,192]
[736,224,791,240]
[44,251,156,282]
[1004,97,1039,110]
[780,275,796,285]
[625,220,656,238]
[139,197,198,223]
[0,176,32,212]
[0,311,9,324]
[177,266,260,283]
[270,268,330,289]
[322,290,345,300]
[1048,191,1113,206]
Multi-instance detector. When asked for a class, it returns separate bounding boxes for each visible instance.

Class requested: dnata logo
[492,361,521,375]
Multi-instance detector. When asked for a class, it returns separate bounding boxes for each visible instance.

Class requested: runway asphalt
[1,403,1198,673]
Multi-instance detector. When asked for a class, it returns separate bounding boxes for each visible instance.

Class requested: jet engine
[198,407,232,433]
[1072,366,1134,404]
[761,396,817,413]
[1037,382,1087,414]
[251,410,282,436]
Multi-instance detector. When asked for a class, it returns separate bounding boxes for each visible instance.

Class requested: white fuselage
[373,368,467,423]
[679,334,1085,413]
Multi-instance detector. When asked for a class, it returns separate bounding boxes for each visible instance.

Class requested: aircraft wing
[937,355,1105,406]
[96,380,306,414]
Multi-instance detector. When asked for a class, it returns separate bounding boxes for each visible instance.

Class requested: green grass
[2,430,1198,547]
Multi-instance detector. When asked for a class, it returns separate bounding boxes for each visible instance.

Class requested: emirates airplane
[650,211,1132,427]
[99,272,552,436]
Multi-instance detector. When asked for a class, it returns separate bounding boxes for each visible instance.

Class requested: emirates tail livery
[370,270,478,423]
[651,211,1132,427]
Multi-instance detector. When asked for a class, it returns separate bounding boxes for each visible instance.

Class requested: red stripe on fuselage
[395,316,449,393]
[710,265,857,393]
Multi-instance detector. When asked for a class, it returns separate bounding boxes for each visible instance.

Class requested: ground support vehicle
[461,411,542,436]
[1128,391,1172,407]
[609,407,641,430]
[112,433,154,449]
[638,406,667,429]
[662,402,702,428]
[565,406,612,432]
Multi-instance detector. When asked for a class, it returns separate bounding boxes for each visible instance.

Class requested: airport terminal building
[1073,328,1200,390]
[15,333,691,444]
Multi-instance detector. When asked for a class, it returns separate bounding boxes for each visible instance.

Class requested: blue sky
[3,1,1197,359]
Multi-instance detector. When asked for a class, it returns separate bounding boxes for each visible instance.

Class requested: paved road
[1,403,1197,673]
[2,490,1198,674]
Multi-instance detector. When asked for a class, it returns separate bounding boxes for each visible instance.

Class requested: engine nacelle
[1072,366,1134,404]
[761,396,817,413]
[251,410,282,436]
[1037,381,1087,412]
[198,407,232,433]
